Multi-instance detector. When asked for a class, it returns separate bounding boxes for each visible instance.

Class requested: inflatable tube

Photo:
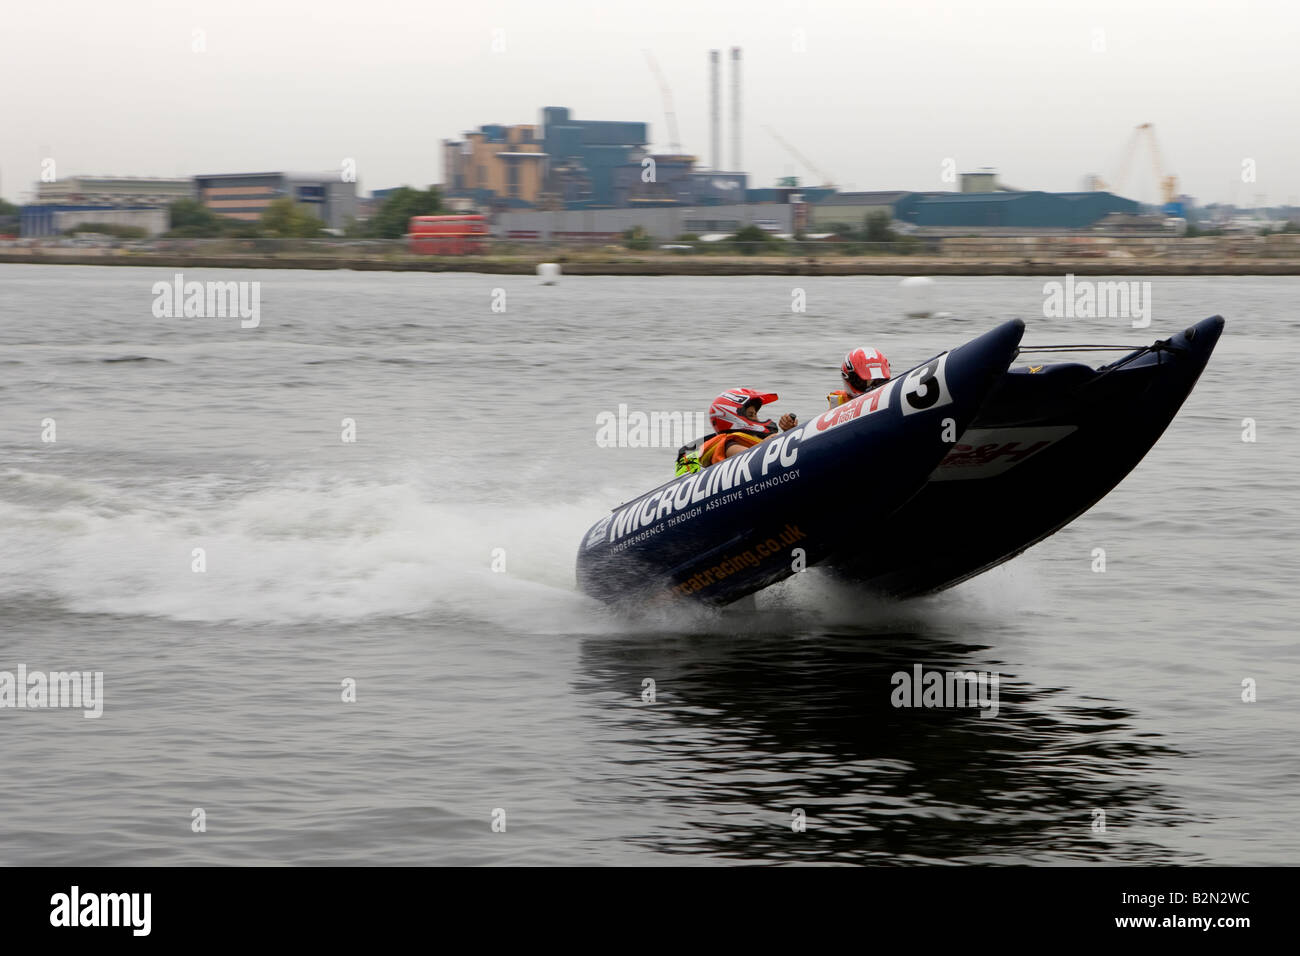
[576,319,1025,606]
[827,315,1225,596]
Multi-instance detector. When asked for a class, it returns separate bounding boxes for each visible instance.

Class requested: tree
[621,225,652,250]
[0,198,19,236]
[732,224,774,255]
[862,211,896,244]
[166,198,224,237]
[365,186,444,238]
[260,197,326,238]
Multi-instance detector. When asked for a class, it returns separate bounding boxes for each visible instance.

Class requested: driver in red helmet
[692,388,797,470]
[828,347,891,408]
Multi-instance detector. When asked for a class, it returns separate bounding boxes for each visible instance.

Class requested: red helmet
[841,347,891,395]
[709,388,779,435]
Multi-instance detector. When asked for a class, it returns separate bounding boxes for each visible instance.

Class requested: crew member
[680,388,796,473]
[828,346,892,408]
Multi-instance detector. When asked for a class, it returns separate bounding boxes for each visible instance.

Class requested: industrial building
[540,106,648,208]
[745,184,835,205]
[441,124,546,208]
[807,171,1140,235]
[441,46,749,212]
[891,190,1138,231]
[20,176,194,237]
[610,156,748,208]
[442,107,650,210]
[492,202,794,242]
[194,172,357,230]
[610,153,696,207]
[807,191,913,229]
[34,176,195,206]
[21,204,170,238]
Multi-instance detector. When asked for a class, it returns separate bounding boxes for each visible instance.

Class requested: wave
[0,466,1044,632]
[0,469,609,627]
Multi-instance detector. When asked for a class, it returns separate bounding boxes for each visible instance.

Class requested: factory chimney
[709,50,720,171]
[730,47,742,173]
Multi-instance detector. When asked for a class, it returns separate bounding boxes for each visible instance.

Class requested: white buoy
[537,262,560,285]
[900,275,935,317]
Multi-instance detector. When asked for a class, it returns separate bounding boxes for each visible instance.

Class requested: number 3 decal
[900,353,953,415]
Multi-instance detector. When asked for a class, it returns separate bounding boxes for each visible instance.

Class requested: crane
[642,50,681,154]
[1090,126,1139,194]
[1092,123,1181,214]
[764,125,834,187]
[1136,123,1180,211]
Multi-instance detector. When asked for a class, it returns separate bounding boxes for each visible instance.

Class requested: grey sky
[2,0,1296,205]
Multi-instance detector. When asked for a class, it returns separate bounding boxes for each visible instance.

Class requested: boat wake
[0,468,603,627]
[0,466,1040,634]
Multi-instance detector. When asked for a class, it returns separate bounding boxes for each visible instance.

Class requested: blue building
[892,190,1138,229]
[21,203,169,238]
[611,157,750,207]
[541,107,648,208]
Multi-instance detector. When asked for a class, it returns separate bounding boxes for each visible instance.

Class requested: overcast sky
[2,0,1296,206]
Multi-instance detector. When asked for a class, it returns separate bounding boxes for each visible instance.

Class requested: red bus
[407,214,489,255]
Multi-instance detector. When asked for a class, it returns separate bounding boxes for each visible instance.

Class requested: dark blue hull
[827,315,1225,596]
[576,320,1027,606]
[577,317,1224,607]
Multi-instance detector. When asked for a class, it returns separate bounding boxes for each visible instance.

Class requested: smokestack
[709,50,720,171]
[731,47,741,173]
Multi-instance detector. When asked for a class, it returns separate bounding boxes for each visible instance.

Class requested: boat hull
[576,320,1027,606]
[826,316,1225,596]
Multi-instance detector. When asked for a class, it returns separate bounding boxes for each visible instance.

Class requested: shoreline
[4,251,1300,276]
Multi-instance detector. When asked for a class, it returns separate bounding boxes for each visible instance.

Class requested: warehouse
[892,190,1138,230]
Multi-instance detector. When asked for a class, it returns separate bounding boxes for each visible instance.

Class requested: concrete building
[34,176,194,206]
[19,179,189,239]
[746,184,836,205]
[442,124,546,209]
[21,205,169,238]
[492,202,794,241]
[22,175,193,237]
[194,172,357,230]
[808,191,913,229]
[959,170,999,193]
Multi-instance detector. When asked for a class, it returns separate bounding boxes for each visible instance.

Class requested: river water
[0,264,1296,865]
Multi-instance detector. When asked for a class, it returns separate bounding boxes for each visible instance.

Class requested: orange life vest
[828,389,853,408]
[699,431,764,467]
